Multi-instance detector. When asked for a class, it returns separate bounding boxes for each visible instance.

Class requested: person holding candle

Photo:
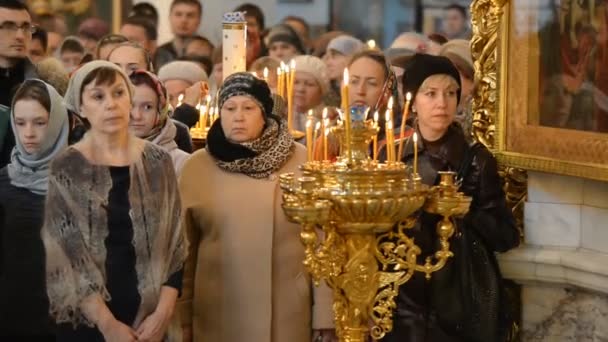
[292,55,331,145]
[177,72,335,342]
[129,70,190,174]
[383,54,520,342]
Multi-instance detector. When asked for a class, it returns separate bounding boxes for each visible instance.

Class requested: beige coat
[177,144,333,342]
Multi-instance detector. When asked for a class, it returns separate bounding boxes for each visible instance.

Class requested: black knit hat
[266,24,306,54]
[218,72,274,117]
[402,54,462,106]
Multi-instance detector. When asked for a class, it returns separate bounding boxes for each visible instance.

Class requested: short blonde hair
[418,74,460,93]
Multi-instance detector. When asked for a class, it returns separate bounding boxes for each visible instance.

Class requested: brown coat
[177,144,333,342]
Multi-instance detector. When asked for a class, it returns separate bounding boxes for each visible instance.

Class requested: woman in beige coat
[178,72,335,342]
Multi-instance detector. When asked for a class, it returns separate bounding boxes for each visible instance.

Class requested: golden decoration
[470,0,526,236]
[280,119,472,341]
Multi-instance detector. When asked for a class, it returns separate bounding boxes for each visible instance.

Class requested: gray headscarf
[8,80,70,195]
[64,60,134,114]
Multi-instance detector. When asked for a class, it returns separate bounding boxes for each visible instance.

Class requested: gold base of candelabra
[280,119,472,342]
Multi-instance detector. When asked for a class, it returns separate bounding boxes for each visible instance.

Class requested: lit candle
[373,111,379,161]
[306,117,313,162]
[263,67,269,84]
[199,105,207,131]
[321,108,327,159]
[366,39,376,50]
[313,122,321,160]
[287,59,296,134]
[324,127,330,161]
[277,67,283,97]
[413,132,418,175]
[385,110,393,162]
[397,92,412,161]
[342,68,351,162]
[177,94,184,108]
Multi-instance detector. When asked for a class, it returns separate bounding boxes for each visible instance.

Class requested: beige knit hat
[439,39,473,71]
[293,55,329,95]
[157,61,208,85]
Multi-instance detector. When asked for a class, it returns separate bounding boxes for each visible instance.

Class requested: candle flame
[252,71,259,78]
[406,92,412,101]
[325,128,330,136]
[343,68,349,85]
[178,94,184,102]
[308,109,314,117]
[322,107,328,119]
[388,96,394,109]
[277,67,282,75]
[324,118,329,126]
[413,132,418,142]
[290,59,296,70]
[374,111,379,122]
[205,94,211,103]
[306,118,312,128]
[385,110,391,123]
[315,122,321,131]
[263,67,269,78]
[195,102,201,110]
[280,61,286,69]
[367,39,376,49]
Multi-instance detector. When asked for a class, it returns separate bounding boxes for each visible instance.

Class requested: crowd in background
[0,0,519,341]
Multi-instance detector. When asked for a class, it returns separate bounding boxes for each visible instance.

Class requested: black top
[173,119,194,153]
[0,167,54,337]
[56,166,183,341]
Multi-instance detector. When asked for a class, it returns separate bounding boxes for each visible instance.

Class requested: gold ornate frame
[470,0,608,182]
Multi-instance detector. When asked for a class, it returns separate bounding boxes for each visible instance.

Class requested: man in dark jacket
[154,0,203,69]
[0,0,38,168]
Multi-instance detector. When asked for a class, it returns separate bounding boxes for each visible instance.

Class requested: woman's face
[60,50,84,72]
[293,71,323,113]
[109,45,148,75]
[413,75,459,139]
[348,57,386,109]
[268,41,298,62]
[80,74,132,136]
[220,95,265,143]
[130,84,159,138]
[325,50,348,81]
[13,99,50,155]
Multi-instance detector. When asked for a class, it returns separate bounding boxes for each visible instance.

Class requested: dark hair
[95,34,129,59]
[179,55,212,75]
[0,0,29,11]
[170,0,202,16]
[348,50,390,81]
[235,3,265,31]
[186,35,214,55]
[60,38,85,54]
[79,67,124,104]
[13,80,51,113]
[107,41,154,72]
[282,15,310,37]
[130,2,159,26]
[123,15,158,41]
[444,4,467,19]
[129,71,162,107]
[32,26,48,51]
[428,33,448,45]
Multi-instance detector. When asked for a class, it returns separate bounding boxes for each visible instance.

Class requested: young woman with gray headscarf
[42,61,186,342]
[0,79,69,341]
[178,72,335,342]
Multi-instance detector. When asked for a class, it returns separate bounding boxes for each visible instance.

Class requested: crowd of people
[0,0,519,341]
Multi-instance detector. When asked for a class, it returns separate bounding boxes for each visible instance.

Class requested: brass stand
[280,119,472,341]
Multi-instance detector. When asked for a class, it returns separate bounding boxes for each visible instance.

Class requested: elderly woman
[383,54,520,342]
[178,72,334,342]
[0,80,69,341]
[129,70,190,174]
[292,55,330,144]
[42,61,186,342]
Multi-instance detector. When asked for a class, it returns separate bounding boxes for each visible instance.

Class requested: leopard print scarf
[206,117,295,179]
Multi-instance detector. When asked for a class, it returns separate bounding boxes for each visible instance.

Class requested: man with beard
[155,0,203,69]
[0,0,39,168]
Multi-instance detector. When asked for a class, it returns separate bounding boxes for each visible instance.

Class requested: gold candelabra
[280,118,472,341]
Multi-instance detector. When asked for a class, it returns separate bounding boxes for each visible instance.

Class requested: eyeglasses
[0,21,36,34]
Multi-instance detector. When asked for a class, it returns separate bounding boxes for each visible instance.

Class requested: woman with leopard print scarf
[177,72,335,342]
